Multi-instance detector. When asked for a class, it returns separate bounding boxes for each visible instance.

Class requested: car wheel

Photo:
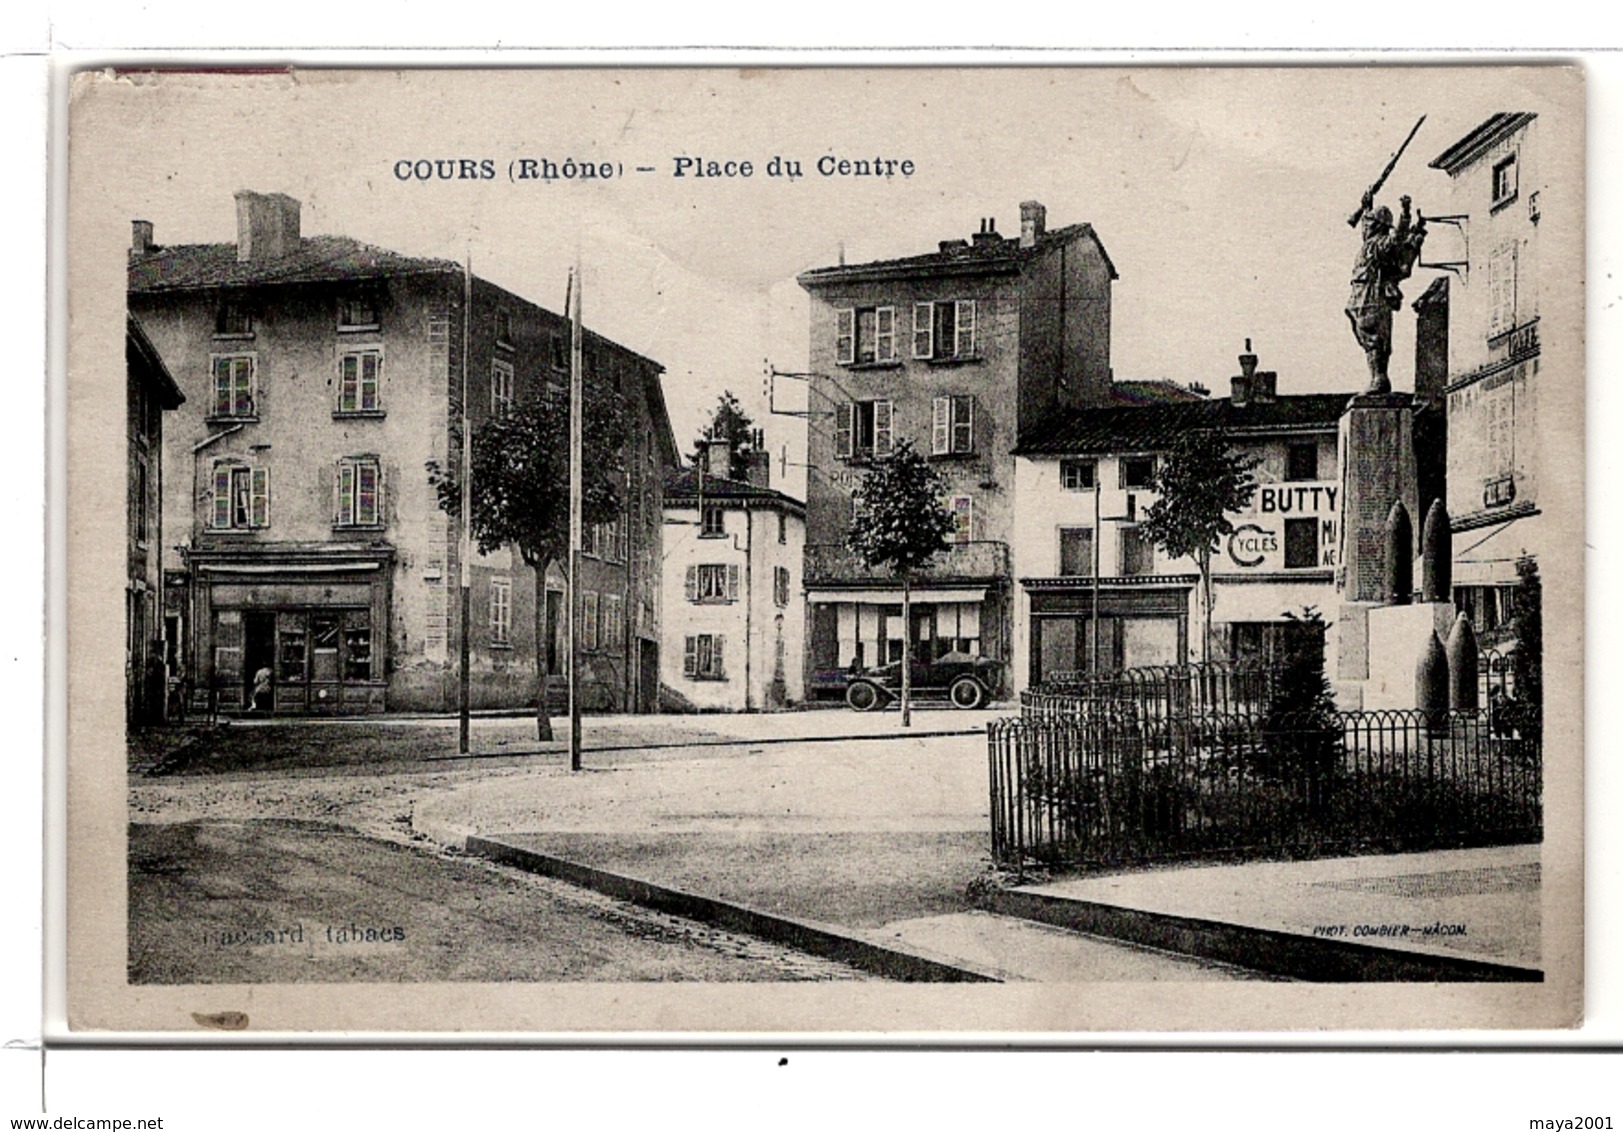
[846,681,883,712]
[949,676,985,710]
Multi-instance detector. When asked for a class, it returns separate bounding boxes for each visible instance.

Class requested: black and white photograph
[67,65,1583,1032]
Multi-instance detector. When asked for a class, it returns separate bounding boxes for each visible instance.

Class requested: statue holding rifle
[1345,117,1430,394]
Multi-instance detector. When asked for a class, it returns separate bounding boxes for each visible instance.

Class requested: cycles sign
[1224,482,1340,570]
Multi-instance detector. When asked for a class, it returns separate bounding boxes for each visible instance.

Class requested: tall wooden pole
[568,260,584,771]
[458,253,473,754]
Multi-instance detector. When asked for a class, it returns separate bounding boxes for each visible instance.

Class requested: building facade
[661,444,806,711]
[126,315,185,725]
[1428,114,1549,644]
[1012,354,1349,692]
[129,191,678,715]
[795,202,1121,697]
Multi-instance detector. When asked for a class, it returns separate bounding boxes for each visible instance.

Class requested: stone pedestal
[1335,393,1420,685]
[1337,393,1418,604]
[1365,601,1456,710]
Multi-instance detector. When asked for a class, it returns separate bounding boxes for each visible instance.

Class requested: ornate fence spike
[1386,499,1414,606]
[1421,498,1452,602]
[1447,614,1480,711]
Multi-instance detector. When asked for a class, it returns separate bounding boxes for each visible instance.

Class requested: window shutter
[835,402,854,458]
[339,354,356,412]
[913,303,933,359]
[714,634,726,678]
[363,352,380,410]
[213,359,232,417]
[835,308,855,365]
[875,306,895,361]
[235,358,253,416]
[362,461,382,526]
[212,466,232,529]
[873,400,893,456]
[956,300,977,357]
[953,395,975,454]
[338,461,355,525]
[685,565,698,602]
[727,564,740,602]
[250,467,269,529]
[932,397,951,455]
[683,636,697,676]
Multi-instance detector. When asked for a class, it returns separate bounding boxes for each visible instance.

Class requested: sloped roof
[1428,113,1537,175]
[128,236,460,293]
[1015,392,1353,456]
[664,467,805,513]
[1108,380,1208,406]
[126,314,184,408]
[797,223,1118,287]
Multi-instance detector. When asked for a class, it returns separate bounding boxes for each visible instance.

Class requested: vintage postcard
[65,65,1583,1033]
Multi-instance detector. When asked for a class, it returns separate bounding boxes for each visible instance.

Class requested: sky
[83,66,1575,501]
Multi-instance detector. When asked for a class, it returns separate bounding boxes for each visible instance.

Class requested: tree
[1139,430,1258,665]
[691,390,759,480]
[427,381,629,741]
[1257,609,1340,810]
[847,440,957,727]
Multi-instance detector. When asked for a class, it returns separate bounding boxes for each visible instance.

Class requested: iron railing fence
[1022,663,1282,723]
[988,707,1540,870]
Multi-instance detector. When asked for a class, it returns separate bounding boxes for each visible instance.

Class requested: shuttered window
[336,457,384,528]
[211,463,269,530]
[210,354,256,419]
[337,348,383,413]
[931,396,975,455]
[683,634,727,679]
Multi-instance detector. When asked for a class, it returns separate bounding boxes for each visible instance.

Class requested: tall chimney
[1019,200,1047,248]
[1231,338,1256,407]
[235,190,302,262]
[130,219,154,260]
[704,435,733,479]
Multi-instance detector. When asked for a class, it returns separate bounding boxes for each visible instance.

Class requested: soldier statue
[1346,190,1428,394]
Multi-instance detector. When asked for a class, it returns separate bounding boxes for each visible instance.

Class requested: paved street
[129,819,871,983]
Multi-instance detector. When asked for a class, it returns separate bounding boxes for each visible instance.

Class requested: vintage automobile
[843,649,1002,711]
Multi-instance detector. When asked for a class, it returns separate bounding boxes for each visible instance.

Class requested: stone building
[1012,348,1349,692]
[794,202,1123,697]
[1427,113,1551,644]
[129,191,678,714]
[126,315,185,725]
[660,441,806,711]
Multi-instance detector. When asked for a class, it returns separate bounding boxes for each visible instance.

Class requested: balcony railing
[804,540,1010,585]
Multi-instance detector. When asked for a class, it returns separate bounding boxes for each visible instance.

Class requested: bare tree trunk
[901,570,912,728]
[532,559,554,741]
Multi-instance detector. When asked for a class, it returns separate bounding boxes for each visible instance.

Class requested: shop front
[186,546,393,715]
[804,584,1006,698]
[1023,579,1193,685]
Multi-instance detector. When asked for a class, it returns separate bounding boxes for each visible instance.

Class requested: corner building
[795,203,1122,697]
[130,191,678,715]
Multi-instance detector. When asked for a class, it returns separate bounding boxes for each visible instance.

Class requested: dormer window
[214,301,254,338]
[338,293,379,331]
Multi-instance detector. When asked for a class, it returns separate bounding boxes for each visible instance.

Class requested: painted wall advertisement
[1223,481,1339,572]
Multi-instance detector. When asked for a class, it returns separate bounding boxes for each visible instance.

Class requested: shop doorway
[243,611,276,712]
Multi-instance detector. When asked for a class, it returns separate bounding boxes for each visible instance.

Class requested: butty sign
[1224,482,1339,571]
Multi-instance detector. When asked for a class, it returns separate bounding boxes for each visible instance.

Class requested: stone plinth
[1337,393,1419,605]
[1365,601,1456,710]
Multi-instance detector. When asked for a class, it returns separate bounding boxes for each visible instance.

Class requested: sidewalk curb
[423,726,986,762]
[464,834,1003,984]
[988,888,1543,983]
